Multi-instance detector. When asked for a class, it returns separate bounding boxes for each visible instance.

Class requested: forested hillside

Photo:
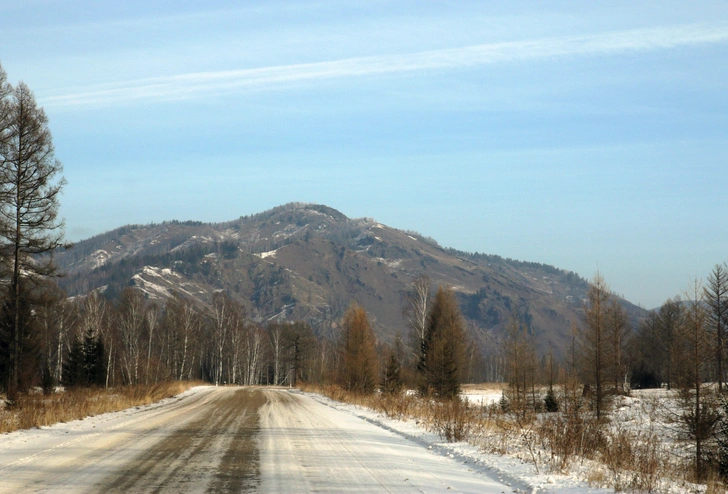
[55,202,646,361]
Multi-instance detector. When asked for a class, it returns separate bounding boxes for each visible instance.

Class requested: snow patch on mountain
[257,250,278,259]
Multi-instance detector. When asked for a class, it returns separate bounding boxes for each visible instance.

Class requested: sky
[1,1,727,309]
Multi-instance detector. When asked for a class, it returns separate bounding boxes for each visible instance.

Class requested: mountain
[55,202,647,357]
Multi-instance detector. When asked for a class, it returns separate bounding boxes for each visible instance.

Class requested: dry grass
[0,381,200,434]
[461,383,506,392]
[302,384,496,443]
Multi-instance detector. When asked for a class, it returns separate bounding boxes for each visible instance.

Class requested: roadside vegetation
[0,381,198,434]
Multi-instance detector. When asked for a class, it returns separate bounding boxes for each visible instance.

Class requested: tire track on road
[99,387,264,493]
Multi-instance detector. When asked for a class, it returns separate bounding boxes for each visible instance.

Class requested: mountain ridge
[55,202,647,358]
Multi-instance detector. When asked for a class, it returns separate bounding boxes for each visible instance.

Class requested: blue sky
[1,1,727,308]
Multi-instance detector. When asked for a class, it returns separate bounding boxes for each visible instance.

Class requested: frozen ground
[304,391,611,494]
[0,385,610,493]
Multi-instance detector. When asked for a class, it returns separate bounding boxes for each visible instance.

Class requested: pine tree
[382,349,402,395]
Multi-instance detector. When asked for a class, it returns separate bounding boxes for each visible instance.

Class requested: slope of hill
[56,203,646,357]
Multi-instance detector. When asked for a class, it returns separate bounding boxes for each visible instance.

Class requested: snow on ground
[0,386,215,493]
[0,385,709,493]
[304,391,612,494]
[373,257,403,269]
[460,387,503,407]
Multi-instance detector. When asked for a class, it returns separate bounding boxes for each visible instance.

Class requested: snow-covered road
[258,389,510,493]
[0,386,517,493]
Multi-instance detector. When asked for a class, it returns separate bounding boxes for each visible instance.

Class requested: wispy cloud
[44,24,728,109]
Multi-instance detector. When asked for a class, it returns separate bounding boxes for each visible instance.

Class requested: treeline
[7,278,476,403]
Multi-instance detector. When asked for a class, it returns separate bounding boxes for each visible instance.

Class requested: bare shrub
[431,398,476,442]
[538,408,605,472]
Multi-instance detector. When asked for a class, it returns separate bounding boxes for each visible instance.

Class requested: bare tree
[657,297,683,390]
[244,324,265,385]
[680,279,714,482]
[144,303,159,385]
[0,81,66,399]
[163,293,200,381]
[705,263,728,392]
[605,300,630,394]
[118,288,146,385]
[268,322,283,384]
[504,309,536,415]
[404,274,431,361]
[211,292,233,385]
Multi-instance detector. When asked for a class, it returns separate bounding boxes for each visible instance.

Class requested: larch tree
[418,286,465,399]
[582,272,610,419]
[680,279,714,482]
[705,263,728,393]
[340,303,378,394]
[0,81,66,399]
[605,299,630,394]
[504,308,536,414]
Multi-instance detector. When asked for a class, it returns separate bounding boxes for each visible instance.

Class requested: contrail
[43,24,728,108]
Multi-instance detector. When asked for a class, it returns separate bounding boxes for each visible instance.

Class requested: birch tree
[404,274,431,361]
[211,292,232,385]
[117,288,146,385]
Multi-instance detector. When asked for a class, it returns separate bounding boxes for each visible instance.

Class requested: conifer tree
[582,272,610,419]
[418,286,465,399]
[341,304,378,394]
[706,263,728,392]
[0,80,65,399]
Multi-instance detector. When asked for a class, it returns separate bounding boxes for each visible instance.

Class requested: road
[0,387,513,493]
